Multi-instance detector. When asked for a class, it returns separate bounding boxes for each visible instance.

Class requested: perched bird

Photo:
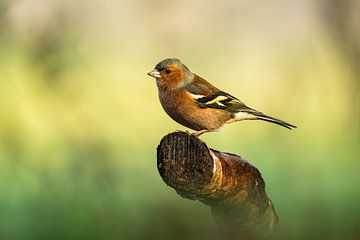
[147,58,296,136]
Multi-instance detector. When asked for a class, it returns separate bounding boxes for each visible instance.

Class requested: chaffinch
[147,58,296,136]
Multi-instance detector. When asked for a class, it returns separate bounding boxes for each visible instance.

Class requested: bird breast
[158,89,231,131]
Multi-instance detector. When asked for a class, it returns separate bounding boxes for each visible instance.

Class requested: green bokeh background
[0,0,359,239]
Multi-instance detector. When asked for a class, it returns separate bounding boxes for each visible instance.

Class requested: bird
[147,58,296,137]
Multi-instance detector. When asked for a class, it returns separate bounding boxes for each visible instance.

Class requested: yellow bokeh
[0,0,359,239]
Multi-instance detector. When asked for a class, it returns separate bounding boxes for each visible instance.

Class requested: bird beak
[147,69,161,79]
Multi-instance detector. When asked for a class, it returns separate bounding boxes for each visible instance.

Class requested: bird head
[147,58,194,89]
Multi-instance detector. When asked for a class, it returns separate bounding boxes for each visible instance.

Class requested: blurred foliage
[0,0,359,239]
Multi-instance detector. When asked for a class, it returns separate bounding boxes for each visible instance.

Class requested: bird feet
[192,129,209,137]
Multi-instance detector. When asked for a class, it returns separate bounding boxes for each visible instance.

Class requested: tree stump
[157,131,278,239]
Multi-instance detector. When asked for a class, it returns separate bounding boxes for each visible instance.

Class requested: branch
[157,131,278,239]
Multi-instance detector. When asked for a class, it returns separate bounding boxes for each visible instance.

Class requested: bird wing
[185,82,249,113]
[185,82,216,96]
[185,82,297,129]
[196,91,245,112]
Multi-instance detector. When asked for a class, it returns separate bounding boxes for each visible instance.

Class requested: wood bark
[157,131,278,239]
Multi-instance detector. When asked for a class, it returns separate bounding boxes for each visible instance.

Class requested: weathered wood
[157,131,278,239]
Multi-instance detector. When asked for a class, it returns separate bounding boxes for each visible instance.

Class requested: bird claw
[192,130,208,138]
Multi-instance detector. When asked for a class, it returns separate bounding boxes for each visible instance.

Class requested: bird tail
[233,110,297,130]
[253,113,297,130]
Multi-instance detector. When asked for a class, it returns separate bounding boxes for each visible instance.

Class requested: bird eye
[165,69,172,74]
